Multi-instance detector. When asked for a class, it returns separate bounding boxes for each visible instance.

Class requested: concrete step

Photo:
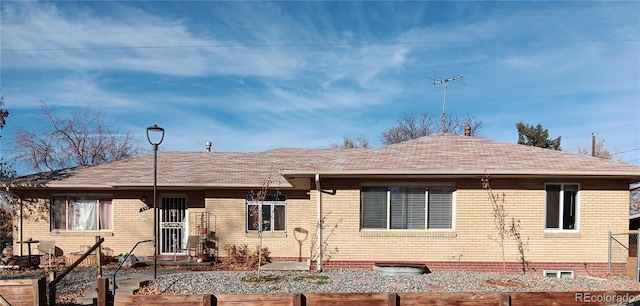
[75,272,154,305]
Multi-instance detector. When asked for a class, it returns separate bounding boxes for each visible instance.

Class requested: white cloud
[1,1,638,165]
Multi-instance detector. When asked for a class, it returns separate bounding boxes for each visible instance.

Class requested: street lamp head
[146,124,165,146]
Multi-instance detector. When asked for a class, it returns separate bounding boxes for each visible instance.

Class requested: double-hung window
[246,194,286,232]
[361,186,454,230]
[52,196,113,231]
[545,184,579,230]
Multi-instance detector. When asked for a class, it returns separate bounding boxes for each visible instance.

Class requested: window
[52,196,112,231]
[545,184,579,230]
[543,270,574,279]
[246,194,286,232]
[361,186,454,230]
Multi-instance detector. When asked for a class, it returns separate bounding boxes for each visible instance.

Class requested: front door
[160,197,187,254]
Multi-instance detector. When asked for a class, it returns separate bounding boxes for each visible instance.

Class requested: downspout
[315,174,323,272]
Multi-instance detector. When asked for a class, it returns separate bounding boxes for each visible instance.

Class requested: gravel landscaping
[142,269,640,295]
[2,264,640,303]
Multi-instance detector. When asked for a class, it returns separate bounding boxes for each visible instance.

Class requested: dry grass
[480,278,528,288]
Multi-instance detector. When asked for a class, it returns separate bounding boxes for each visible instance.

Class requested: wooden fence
[0,277,46,306]
[107,291,640,306]
[110,291,640,306]
[2,277,639,306]
[95,277,640,306]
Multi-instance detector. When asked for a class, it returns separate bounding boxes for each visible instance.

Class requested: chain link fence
[609,231,638,280]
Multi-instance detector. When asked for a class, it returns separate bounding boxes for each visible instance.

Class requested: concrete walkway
[76,268,184,305]
[74,261,308,304]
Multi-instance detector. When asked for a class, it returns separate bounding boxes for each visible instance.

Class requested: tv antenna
[433,75,465,133]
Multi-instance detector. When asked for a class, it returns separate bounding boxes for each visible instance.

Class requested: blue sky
[1,1,639,174]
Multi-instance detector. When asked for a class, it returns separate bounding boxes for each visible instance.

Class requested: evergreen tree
[516,122,562,150]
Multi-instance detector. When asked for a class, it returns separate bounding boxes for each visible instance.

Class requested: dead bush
[221,244,270,269]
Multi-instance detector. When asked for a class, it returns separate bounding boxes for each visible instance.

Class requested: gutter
[282,169,640,178]
[7,182,296,189]
[315,174,322,272]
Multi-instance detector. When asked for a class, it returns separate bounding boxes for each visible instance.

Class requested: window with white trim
[545,184,579,230]
[52,196,113,231]
[360,186,453,230]
[543,270,574,279]
[246,194,286,232]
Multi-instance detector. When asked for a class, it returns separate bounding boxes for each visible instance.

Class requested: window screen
[361,187,388,229]
[428,188,453,229]
[361,186,453,230]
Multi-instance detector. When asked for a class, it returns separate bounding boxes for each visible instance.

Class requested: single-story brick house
[5,133,640,275]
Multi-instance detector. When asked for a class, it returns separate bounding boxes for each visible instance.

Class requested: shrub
[221,244,270,269]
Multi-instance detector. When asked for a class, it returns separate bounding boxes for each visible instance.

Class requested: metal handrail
[49,237,104,306]
[111,239,152,295]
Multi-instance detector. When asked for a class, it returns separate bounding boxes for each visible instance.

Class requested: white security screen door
[160,197,187,254]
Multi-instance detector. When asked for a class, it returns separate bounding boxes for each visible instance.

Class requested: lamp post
[147,124,164,280]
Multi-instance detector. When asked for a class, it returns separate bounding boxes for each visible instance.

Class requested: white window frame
[51,195,113,232]
[246,195,286,233]
[543,270,574,279]
[544,183,580,232]
[360,185,455,231]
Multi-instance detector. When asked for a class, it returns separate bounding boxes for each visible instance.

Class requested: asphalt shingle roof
[8,134,640,189]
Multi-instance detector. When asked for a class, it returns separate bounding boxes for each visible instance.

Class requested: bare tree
[576,137,638,215]
[330,135,371,149]
[482,175,508,273]
[13,104,141,172]
[482,174,529,274]
[248,179,271,278]
[577,137,619,160]
[309,211,342,264]
[0,207,11,243]
[247,171,283,278]
[380,111,484,145]
[0,97,15,181]
[380,111,436,145]
[0,96,8,132]
[453,114,484,137]
[0,96,15,242]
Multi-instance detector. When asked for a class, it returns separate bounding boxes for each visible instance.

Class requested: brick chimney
[464,125,471,136]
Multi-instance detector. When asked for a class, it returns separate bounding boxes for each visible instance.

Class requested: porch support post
[637,229,639,282]
[315,174,323,272]
[19,197,23,256]
[608,231,612,274]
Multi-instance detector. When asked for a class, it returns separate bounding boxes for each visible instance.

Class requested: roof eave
[6,182,295,190]
[108,183,295,189]
[281,169,640,179]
